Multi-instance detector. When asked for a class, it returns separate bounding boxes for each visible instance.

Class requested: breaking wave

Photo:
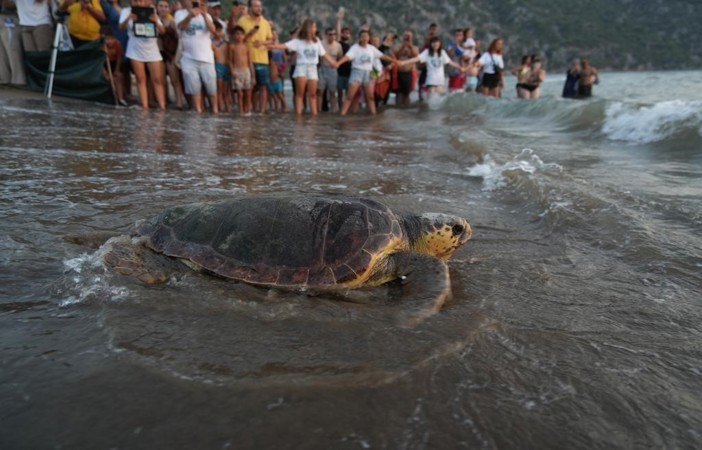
[602,100,702,144]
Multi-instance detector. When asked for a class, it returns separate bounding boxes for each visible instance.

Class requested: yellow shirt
[237,14,272,65]
[64,0,103,42]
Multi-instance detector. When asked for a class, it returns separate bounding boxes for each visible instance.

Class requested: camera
[192,1,199,7]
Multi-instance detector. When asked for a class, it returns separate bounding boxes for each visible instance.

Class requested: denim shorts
[253,63,270,87]
[292,63,318,80]
[181,57,217,96]
[337,76,349,91]
[348,68,371,86]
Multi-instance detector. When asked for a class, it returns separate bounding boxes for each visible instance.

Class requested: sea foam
[467,149,562,191]
[603,100,702,144]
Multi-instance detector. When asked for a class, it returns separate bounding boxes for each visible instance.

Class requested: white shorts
[292,63,319,80]
[181,57,217,96]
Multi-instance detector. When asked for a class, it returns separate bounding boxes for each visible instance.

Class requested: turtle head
[403,213,472,260]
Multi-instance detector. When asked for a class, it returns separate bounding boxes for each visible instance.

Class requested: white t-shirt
[462,37,476,49]
[175,9,215,63]
[418,48,451,86]
[345,43,383,72]
[479,52,504,75]
[16,0,52,26]
[120,8,163,62]
[284,38,326,65]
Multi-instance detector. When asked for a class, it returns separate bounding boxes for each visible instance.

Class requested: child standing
[212,21,232,112]
[268,49,287,112]
[102,26,127,106]
[228,25,255,115]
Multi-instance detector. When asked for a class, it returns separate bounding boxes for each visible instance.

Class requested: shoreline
[0,85,54,100]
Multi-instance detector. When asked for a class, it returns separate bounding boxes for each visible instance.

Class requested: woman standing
[477,37,504,98]
[521,56,546,99]
[511,54,531,99]
[397,36,464,98]
[119,0,167,110]
[335,29,394,116]
[269,18,337,115]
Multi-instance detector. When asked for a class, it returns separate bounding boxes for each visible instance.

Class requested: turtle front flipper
[383,252,452,327]
[101,236,183,285]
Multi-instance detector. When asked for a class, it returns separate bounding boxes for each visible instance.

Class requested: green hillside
[223,0,701,71]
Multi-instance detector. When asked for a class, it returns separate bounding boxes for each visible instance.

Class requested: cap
[209,1,221,7]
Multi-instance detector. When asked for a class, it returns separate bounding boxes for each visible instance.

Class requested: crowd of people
[0,0,598,113]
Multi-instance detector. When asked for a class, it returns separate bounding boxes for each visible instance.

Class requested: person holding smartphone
[119,0,166,110]
[175,0,218,113]
[59,0,106,48]
[236,0,273,113]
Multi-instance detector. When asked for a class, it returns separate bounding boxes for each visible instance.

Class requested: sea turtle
[102,194,472,322]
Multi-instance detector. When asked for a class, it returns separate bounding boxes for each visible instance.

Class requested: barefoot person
[521,55,546,99]
[269,19,339,115]
[118,0,167,110]
[577,58,598,98]
[397,36,465,99]
[393,30,419,107]
[175,0,218,113]
[477,37,504,97]
[228,25,255,114]
[237,0,273,113]
[336,29,395,116]
[317,27,343,112]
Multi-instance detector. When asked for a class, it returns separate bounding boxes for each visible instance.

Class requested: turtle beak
[453,219,472,245]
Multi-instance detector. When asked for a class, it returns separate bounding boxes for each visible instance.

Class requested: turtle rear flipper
[387,252,452,327]
[101,236,183,285]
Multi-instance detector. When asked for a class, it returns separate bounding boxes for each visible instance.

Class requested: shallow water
[1,71,701,449]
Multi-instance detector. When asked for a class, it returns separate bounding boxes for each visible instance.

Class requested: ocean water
[1,71,701,449]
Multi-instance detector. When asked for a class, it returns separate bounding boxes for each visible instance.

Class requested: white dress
[120,7,163,62]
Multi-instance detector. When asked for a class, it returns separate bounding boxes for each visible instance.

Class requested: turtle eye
[452,224,464,236]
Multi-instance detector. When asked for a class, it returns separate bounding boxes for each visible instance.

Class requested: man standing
[335,9,351,110]
[317,27,342,112]
[176,0,218,113]
[207,0,226,38]
[59,0,106,48]
[393,30,418,107]
[237,0,272,113]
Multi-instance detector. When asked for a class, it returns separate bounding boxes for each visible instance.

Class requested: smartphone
[192,1,199,7]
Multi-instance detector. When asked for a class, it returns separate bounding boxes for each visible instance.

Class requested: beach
[1,71,701,448]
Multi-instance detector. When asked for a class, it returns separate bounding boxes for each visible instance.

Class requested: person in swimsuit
[577,58,598,98]
[521,55,546,99]
[511,54,532,99]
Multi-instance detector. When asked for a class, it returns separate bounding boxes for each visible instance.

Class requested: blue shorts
[215,62,231,82]
[337,76,349,91]
[253,63,270,89]
[269,78,283,94]
[348,68,371,86]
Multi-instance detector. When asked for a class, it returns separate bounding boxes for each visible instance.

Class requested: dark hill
[225,0,701,71]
